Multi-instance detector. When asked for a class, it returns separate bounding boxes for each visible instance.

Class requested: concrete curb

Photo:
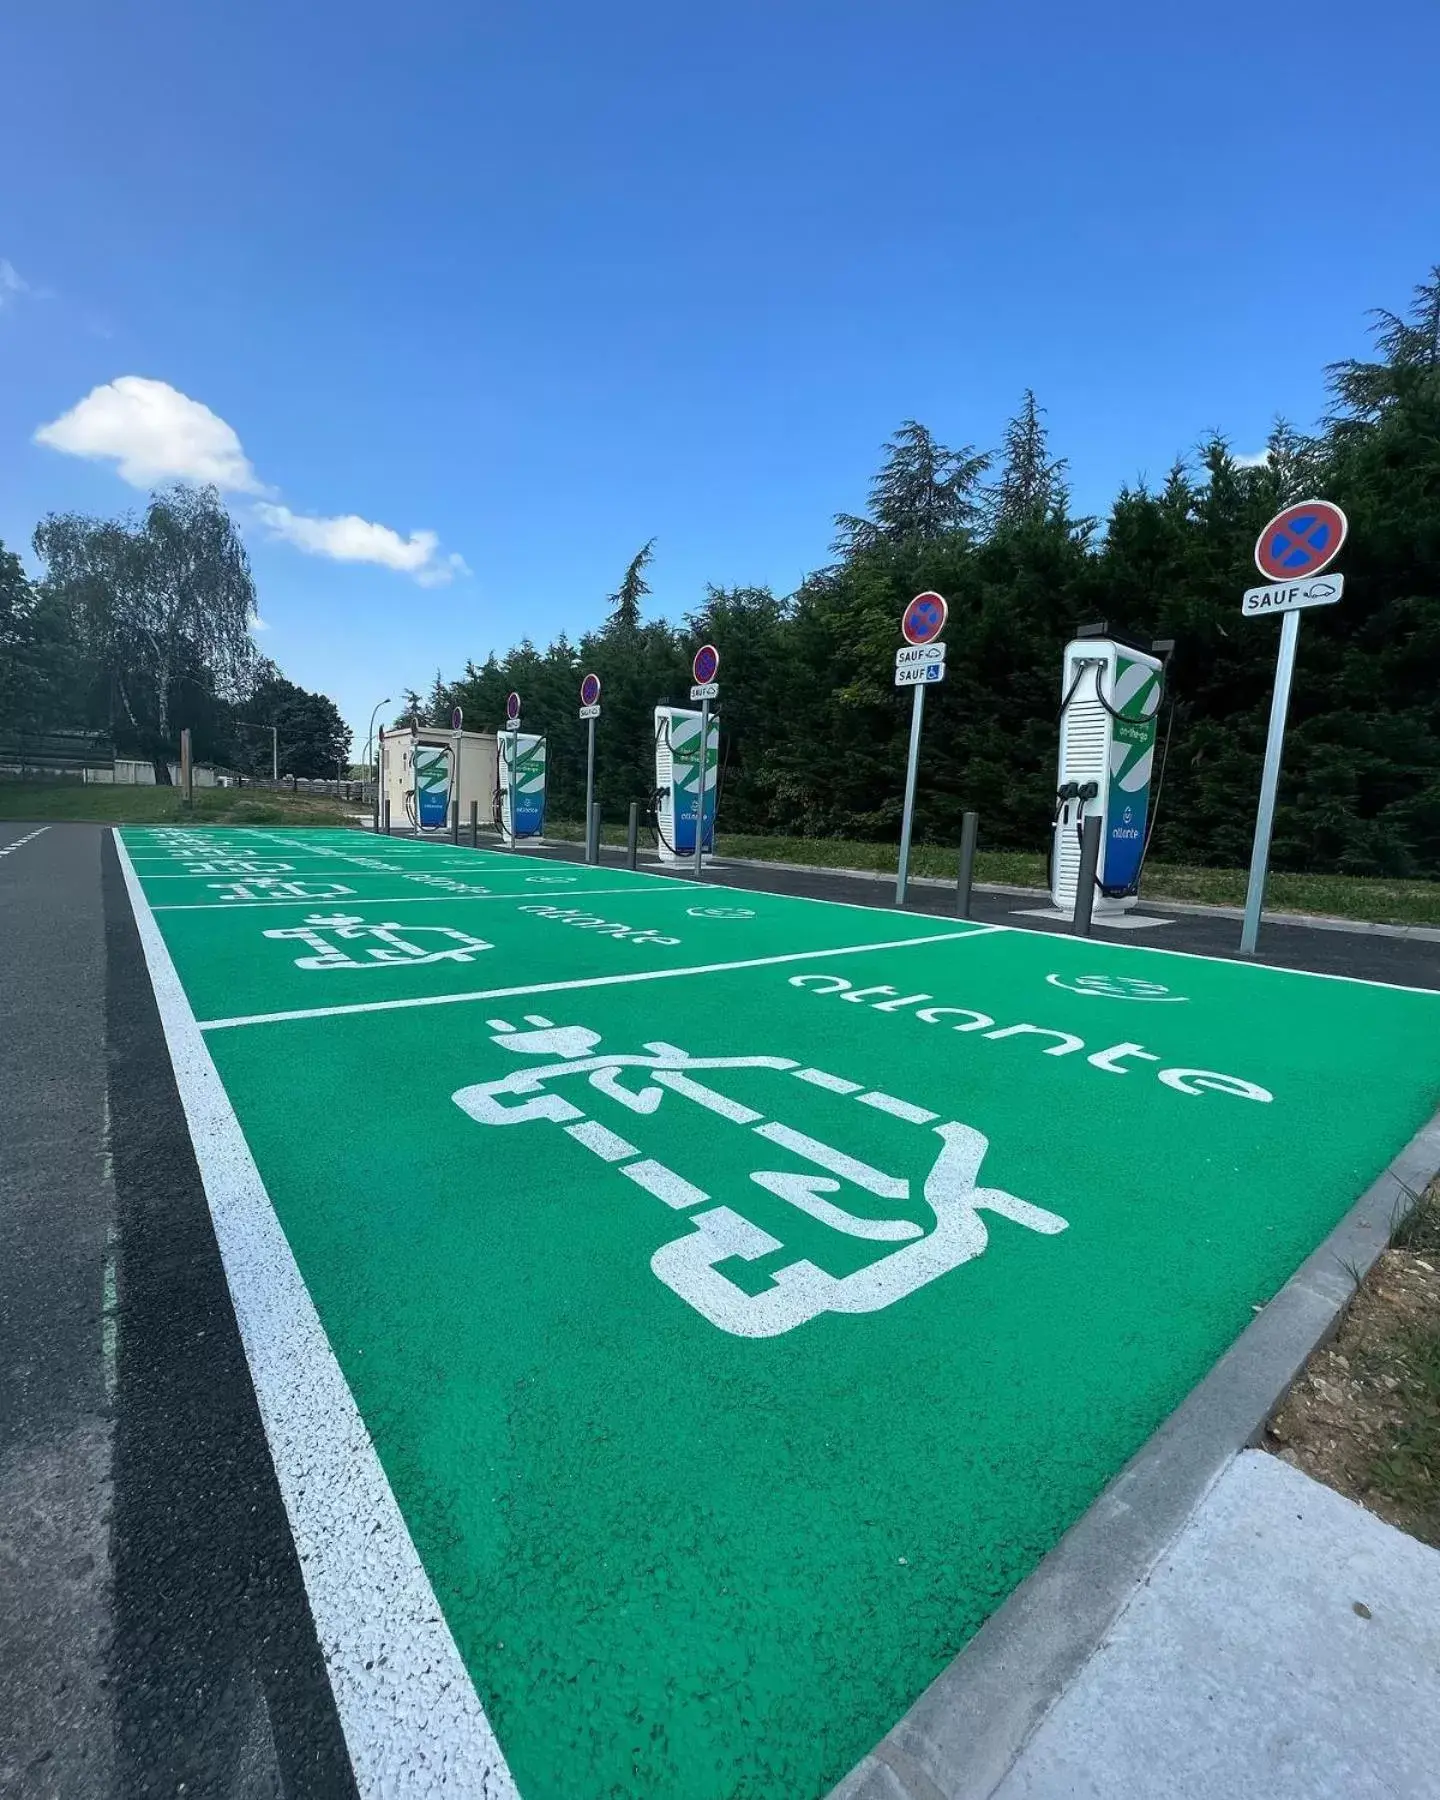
[828,1106,1440,1800]
[708,856,1440,943]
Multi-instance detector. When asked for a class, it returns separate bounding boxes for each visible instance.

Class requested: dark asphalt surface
[1,823,354,1800]
[2,818,1434,1797]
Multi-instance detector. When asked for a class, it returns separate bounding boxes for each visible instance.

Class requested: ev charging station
[380,720,498,833]
[654,644,720,867]
[1050,630,1167,919]
[497,690,547,843]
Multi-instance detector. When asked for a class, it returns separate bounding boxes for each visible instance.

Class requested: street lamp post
[366,698,391,833]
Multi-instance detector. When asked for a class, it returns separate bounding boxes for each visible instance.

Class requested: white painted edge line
[0,824,51,856]
[197,928,999,1032]
[114,835,519,1800]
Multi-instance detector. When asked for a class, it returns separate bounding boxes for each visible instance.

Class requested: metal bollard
[956,810,978,919]
[1073,814,1101,937]
[470,799,478,848]
[589,801,602,865]
[383,797,391,836]
[626,802,639,871]
[452,800,460,844]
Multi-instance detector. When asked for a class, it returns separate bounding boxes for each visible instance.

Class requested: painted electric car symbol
[452,1015,1069,1337]
[1045,973,1186,1002]
[687,906,755,919]
[263,913,494,970]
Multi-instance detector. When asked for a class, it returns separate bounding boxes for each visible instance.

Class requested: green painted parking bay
[118,829,1440,1798]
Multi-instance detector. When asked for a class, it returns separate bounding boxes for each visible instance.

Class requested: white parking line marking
[194,929,997,1031]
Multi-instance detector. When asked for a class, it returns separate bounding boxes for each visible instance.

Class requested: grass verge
[0,779,362,828]
[1266,1180,1440,1548]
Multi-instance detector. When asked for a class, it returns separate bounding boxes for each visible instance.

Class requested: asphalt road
[0,823,354,1800]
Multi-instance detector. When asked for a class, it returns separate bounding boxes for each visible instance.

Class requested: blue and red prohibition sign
[901,591,948,646]
[1255,500,1348,582]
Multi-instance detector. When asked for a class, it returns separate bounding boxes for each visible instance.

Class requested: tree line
[415,269,1440,878]
[0,486,350,779]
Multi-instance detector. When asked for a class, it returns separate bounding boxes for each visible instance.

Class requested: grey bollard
[383,797,391,836]
[1073,814,1101,937]
[452,800,460,844]
[589,801,602,865]
[956,810,978,918]
[626,802,639,870]
[470,799,478,848]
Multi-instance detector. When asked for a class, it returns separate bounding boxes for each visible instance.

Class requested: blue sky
[3,0,1438,750]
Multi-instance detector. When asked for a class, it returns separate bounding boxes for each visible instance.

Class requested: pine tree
[834,421,991,554]
[1327,266,1440,424]
[607,540,656,632]
[990,391,1067,527]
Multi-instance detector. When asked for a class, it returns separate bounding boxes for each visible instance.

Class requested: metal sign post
[580,673,602,865]
[894,593,948,906]
[1240,501,1347,955]
[689,645,720,881]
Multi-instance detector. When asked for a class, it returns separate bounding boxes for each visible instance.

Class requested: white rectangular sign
[895,643,947,668]
[1241,573,1344,618]
[895,661,946,688]
[690,682,719,701]
[579,704,601,719]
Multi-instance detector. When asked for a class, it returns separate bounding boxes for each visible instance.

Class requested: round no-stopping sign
[505,691,521,722]
[1255,500,1348,581]
[580,672,601,707]
[901,591,948,646]
[693,643,719,685]
[450,706,463,730]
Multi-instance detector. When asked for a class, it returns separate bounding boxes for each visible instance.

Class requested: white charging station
[498,730,547,841]
[654,706,718,863]
[1051,635,1164,918]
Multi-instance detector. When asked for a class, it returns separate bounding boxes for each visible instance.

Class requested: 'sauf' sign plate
[895,660,946,687]
[1241,574,1344,618]
[895,643,946,668]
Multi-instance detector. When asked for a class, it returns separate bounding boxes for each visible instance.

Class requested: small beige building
[379,725,500,830]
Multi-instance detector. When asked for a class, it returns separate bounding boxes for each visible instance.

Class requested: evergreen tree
[834,421,991,554]
[426,668,451,725]
[989,391,1067,527]
[607,540,655,632]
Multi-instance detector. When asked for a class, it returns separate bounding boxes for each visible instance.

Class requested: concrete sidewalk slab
[991,1450,1440,1800]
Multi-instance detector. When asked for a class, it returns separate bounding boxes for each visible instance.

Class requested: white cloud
[1234,450,1270,469]
[250,612,271,632]
[255,502,468,586]
[35,374,468,586]
[0,259,29,306]
[35,376,263,493]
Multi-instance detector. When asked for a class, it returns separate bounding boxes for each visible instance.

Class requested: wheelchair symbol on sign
[452,1016,1068,1337]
